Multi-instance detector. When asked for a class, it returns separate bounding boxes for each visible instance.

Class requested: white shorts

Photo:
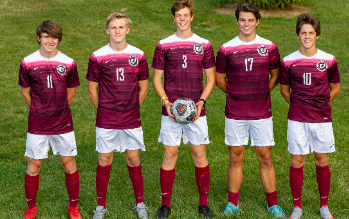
[96,127,145,153]
[25,131,77,160]
[158,115,210,146]
[287,120,335,155]
[225,117,275,147]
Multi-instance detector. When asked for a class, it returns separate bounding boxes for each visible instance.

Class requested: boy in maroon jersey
[19,20,81,219]
[279,13,340,219]
[152,0,215,218]
[86,10,149,219]
[216,3,286,218]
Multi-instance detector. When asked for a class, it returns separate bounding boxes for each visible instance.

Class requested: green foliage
[248,0,303,9]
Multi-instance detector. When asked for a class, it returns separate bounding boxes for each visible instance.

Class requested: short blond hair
[106,9,132,28]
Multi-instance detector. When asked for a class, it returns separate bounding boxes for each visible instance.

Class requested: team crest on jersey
[316,61,328,72]
[56,64,67,76]
[257,45,268,56]
[128,55,139,67]
[193,44,204,55]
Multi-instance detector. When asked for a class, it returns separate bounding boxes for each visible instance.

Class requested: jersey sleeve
[203,42,215,69]
[216,45,227,73]
[66,61,80,87]
[269,44,280,69]
[328,57,340,83]
[138,53,149,81]
[278,60,290,85]
[86,54,100,82]
[18,60,31,87]
[151,42,165,70]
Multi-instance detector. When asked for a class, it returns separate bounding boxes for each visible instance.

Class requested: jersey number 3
[182,55,187,68]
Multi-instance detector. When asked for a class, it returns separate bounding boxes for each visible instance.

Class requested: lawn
[0,0,348,218]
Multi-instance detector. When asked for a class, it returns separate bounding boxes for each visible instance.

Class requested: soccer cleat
[199,205,213,218]
[218,202,240,217]
[22,206,37,219]
[320,205,334,219]
[267,205,287,218]
[92,205,109,219]
[157,205,171,218]
[289,206,302,219]
[134,202,149,219]
[67,206,82,219]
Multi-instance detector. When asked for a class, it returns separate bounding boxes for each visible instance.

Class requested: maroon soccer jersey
[18,50,80,135]
[279,49,340,123]
[216,35,280,120]
[152,33,215,116]
[86,44,149,129]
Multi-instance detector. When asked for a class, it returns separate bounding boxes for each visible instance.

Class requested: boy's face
[298,24,318,50]
[106,18,130,45]
[173,7,193,32]
[237,12,259,37]
[37,32,59,54]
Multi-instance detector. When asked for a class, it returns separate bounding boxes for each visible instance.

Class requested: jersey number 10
[303,73,311,85]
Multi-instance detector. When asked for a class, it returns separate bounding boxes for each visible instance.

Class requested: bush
[237,0,303,9]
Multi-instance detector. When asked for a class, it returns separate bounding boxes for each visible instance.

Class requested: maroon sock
[65,170,80,208]
[25,173,39,209]
[316,165,331,207]
[195,165,210,207]
[128,165,144,204]
[96,164,111,207]
[266,190,278,207]
[160,168,175,207]
[228,191,240,206]
[290,166,303,208]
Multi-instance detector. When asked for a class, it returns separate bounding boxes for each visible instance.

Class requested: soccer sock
[128,164,144,204]
[65,170,80,208]
[316,165,331,207]
[24,173,39,209]
[195,165,210,207]
[266,190,278,207]
[96,164,111,207]
[228,191,240,206]
[290,166,303,208]
[160,167,175,207]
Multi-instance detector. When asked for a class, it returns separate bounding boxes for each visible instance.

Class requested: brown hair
[296,13,321,36]
[171,0,195,16]
[106,9,132,28]
[235,3,261,20]
[36,20,62,44]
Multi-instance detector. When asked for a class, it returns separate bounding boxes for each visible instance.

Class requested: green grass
[1,0,349,218]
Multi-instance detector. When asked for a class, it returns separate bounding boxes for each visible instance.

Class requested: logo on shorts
[316,61,328,72]
[329,144,334,148]
[128,55,139,67]
[56,64,67,76]
[193,44,204,55]
[257,45,268,56]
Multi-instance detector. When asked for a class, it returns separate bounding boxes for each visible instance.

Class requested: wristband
[198,98,206,106]
[162,97,169,106]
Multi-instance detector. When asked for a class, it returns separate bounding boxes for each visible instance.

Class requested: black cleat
[199,205,213,218]
[157,205,171,218]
